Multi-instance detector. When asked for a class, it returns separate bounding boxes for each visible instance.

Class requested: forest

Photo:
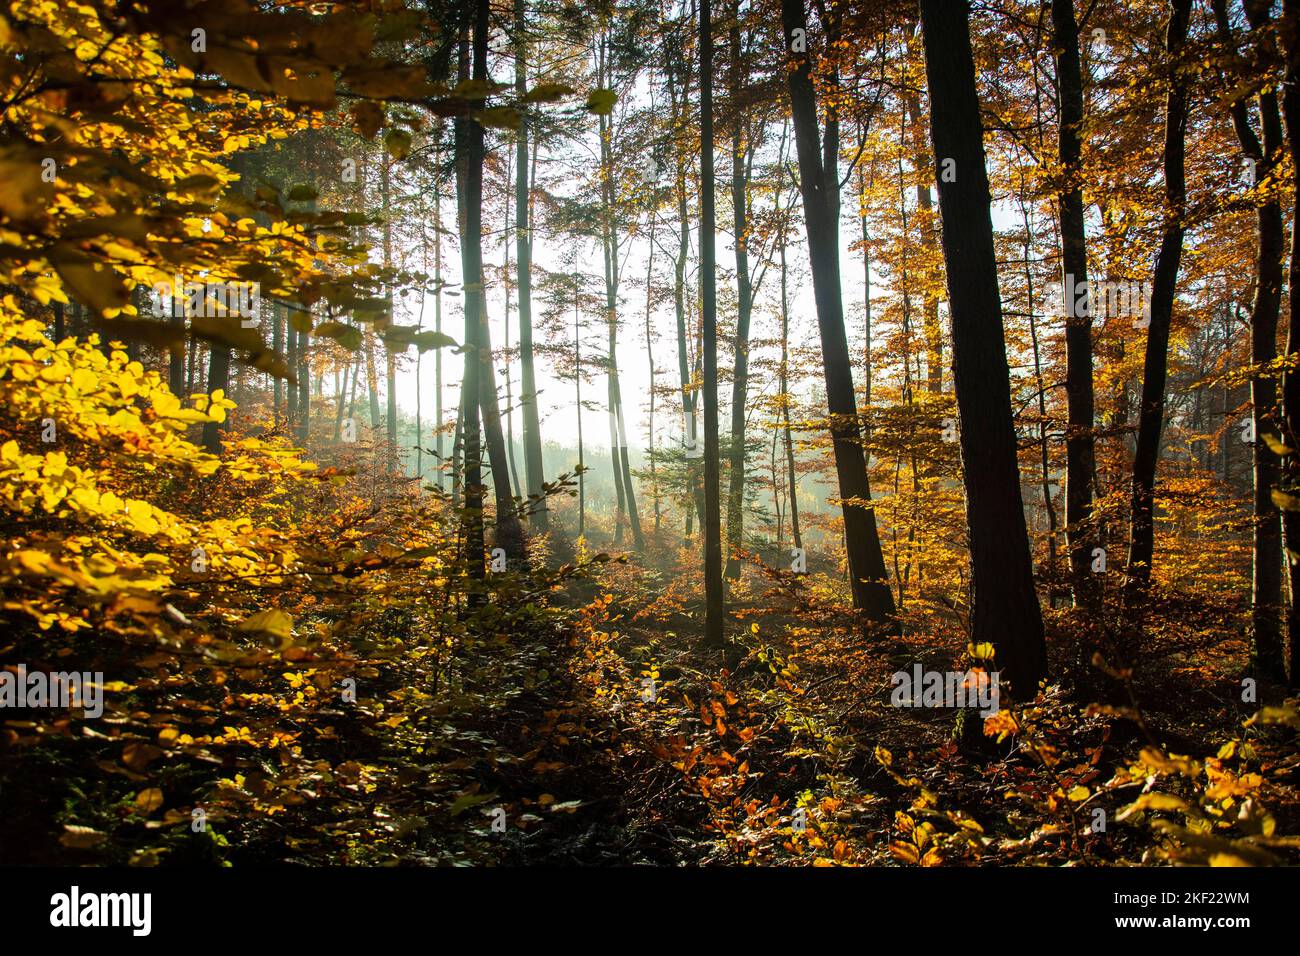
[1,0,1300,885]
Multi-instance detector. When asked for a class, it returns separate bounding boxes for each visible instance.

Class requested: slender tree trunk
[501,146,522,500]
[780,229,802,553]
[700,0,725,645]
[669,39,706,535]
[462,10,526,565]
[382,159,398,465]
[904,89,943,395]
[725,4,753,579]
[296,311,310,445]
[1020,191,1059,601]
[645,201,661,535]
[1276,0,1300,685]
[1051,0,1100,612]
[516,0,547,529]
[1214,0,1285,680]
[596,37,643,551]
[168,298,186,398]
[435,158,446,491]
[781,0,896,628]
[1124,0,1192,600]
[271,303,283,424]
[455,21,485,582]
[334,352,355,442]
[920,0,1047,698]
[363,326,381,435]
[451,385,465,507]
[575,293,586,537]
[287,319,299,427]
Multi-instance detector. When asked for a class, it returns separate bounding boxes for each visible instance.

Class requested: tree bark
[701,0,725,645]
[1050,0,1100,611]
[781,0,896,628]
[1213,0,1285,680]
[515,0,547,529]
[1124,0,1192,600]
[919,0,1047,697]
[725,3,753,579]
[461,3,527,566]
[1276,0,1300,685]
[455,19,485,583]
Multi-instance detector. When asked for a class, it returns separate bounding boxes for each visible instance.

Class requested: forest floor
[213,556,1300,867]
[4,542,1299,867]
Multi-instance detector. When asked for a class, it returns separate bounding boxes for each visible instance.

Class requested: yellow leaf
[237,608,294,642]
[135,788,164,814]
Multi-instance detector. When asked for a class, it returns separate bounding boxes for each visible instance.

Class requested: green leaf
[521,82,573,104]
[412,330,458,352]
[384,129,412,160]
[586,89,617,115]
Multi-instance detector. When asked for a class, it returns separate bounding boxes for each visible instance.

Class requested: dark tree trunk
[919,0,1046,698]
[725,3,752,580]
[168,298,186,398]
[1213,0,1285,680]
[904,90,943,395]
[1051,0,1100,612]
[1124,0,1191,600]
[701,0,725,645]
[462,1,526,566]
[781,0,896,629]
[1277,0,1300,685]
[201,342,230,454]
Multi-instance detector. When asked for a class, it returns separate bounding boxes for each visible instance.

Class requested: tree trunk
[904,89,943,395]
[781,0,896,629]
[1124,0,1191,600]
[515,0,547,529]
[1276,0,1300,685]
[669,38,706,536]
[382,159,398,464]
[287,318,299,427]
[271,302,283,424]
[1213,0,1285,680]
[201,341,230,454]
[435,153,446,491]
[455,20,485,582]
[296,310,309,445]
[1051,0,1100,612]
[461,2,526,566]
[700,0,725,646]
[575,293,586,537]
[725,3,752,579]
[919,0,1047,698]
